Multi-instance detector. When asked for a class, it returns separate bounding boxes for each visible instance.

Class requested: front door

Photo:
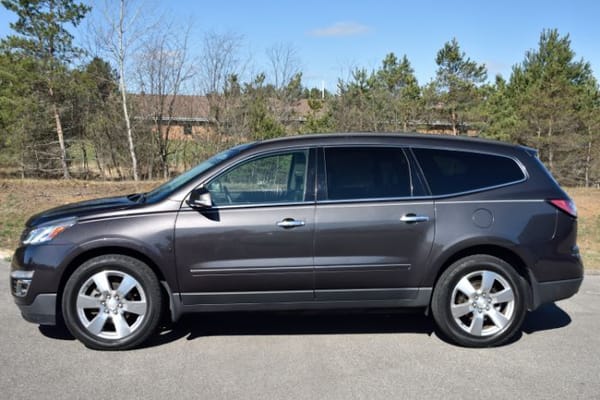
[175,149,316,305]
[314,146,435,301]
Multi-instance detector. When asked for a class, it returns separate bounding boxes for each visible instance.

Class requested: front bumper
[16,293,57,325]
[10,243,76,326]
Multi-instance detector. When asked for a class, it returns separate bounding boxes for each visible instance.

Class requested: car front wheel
[62,255,162,350]
[431,255,527,347]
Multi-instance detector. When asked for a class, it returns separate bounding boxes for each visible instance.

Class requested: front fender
[62,235,178,289]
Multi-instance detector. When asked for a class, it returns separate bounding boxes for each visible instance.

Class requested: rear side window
[412,148,525,196]
[324,147,411,200]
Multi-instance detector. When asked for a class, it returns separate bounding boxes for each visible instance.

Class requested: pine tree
[1,0,90,178]
[433,38,487,135]
[508,29,596,183]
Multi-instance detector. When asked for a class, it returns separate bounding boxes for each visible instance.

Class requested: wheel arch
[56,246,170,323]
[430,244,534,309]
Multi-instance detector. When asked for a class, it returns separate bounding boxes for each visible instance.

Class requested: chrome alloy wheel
[450,270,515,337]
[75,270,148,340]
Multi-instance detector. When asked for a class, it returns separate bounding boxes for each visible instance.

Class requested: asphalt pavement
[1,259,599,399]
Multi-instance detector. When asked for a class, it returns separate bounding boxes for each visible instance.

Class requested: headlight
[22,218,77,245]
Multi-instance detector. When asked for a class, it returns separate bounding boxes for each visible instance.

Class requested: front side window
[324,147,411,200]
[208,150,309,206]
[412,148,526,196]
[145,142,253,202]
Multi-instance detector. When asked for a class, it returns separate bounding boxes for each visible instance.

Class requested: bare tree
[265,43,303,129]
[198,31,244,94]
[196,31,246,141]
[135,22,195,179]
[116,1,138,180]
[88,0,160,180]
[266,42,301,90]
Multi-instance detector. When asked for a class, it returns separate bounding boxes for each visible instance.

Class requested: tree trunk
[120,87,138,181]
[451,109,457,135]
[80,140,89,179]
[49,87,70,179]
[20,147,25,180]
[103,128,122,180]
[162,149,169,180]
[92,143,105,179]
[585,136,592,188]
[547,119,554,172]
[119,0,139,181]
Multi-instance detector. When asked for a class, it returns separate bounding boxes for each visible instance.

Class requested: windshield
[144,143,254,201]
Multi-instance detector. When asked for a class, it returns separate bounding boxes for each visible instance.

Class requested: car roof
[249,132,535,156]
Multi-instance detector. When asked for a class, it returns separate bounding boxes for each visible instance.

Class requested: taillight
[548,199,577,218]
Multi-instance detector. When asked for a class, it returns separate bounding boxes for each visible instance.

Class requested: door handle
[276,218,306,228]
[400,214,430,223]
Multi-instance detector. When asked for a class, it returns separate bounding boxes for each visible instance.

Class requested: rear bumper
[529,276,583,310]
[16,294,57,325]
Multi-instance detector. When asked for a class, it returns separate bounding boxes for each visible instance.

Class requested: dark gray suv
[10,134,583,349]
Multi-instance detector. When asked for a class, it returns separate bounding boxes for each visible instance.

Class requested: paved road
[1,260,598,399]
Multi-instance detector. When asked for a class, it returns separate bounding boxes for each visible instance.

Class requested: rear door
[314,146,435,301]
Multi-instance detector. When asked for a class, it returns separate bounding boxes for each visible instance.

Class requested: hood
[26,195,140,227]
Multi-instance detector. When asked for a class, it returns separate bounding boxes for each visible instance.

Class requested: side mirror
[187,186,213,208]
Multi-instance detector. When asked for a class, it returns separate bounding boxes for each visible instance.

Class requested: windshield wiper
[126,193,147,203]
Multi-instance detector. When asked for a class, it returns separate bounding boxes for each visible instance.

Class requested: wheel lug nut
[113,310,118,314]
[118,303,123,308]
[104,309,109,313]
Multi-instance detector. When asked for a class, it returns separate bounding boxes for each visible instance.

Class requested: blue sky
[1,0,599,91]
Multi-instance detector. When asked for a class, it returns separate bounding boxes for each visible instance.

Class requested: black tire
[62,255,162,350]
[431,255,527,347]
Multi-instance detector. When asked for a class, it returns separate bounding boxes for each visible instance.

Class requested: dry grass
[567,187,600,269]
[0,179,156,254]
[0,179,598,269]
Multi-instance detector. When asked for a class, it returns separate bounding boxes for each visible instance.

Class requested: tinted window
[413,148,525,195]
[325,147,411,200]
[208,150,308,206]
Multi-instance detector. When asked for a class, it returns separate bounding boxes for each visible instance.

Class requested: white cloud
[309,22,370,37]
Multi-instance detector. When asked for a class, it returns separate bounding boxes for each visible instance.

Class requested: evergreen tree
[433,38,487,135]
[508,29,597,183]
[480,76,523,142]
[0,53,47,177]
[1,0,90,178]
[375,53,421,131]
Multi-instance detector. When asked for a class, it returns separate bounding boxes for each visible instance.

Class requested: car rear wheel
[62,255,162,350]
[431,255,527,347]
